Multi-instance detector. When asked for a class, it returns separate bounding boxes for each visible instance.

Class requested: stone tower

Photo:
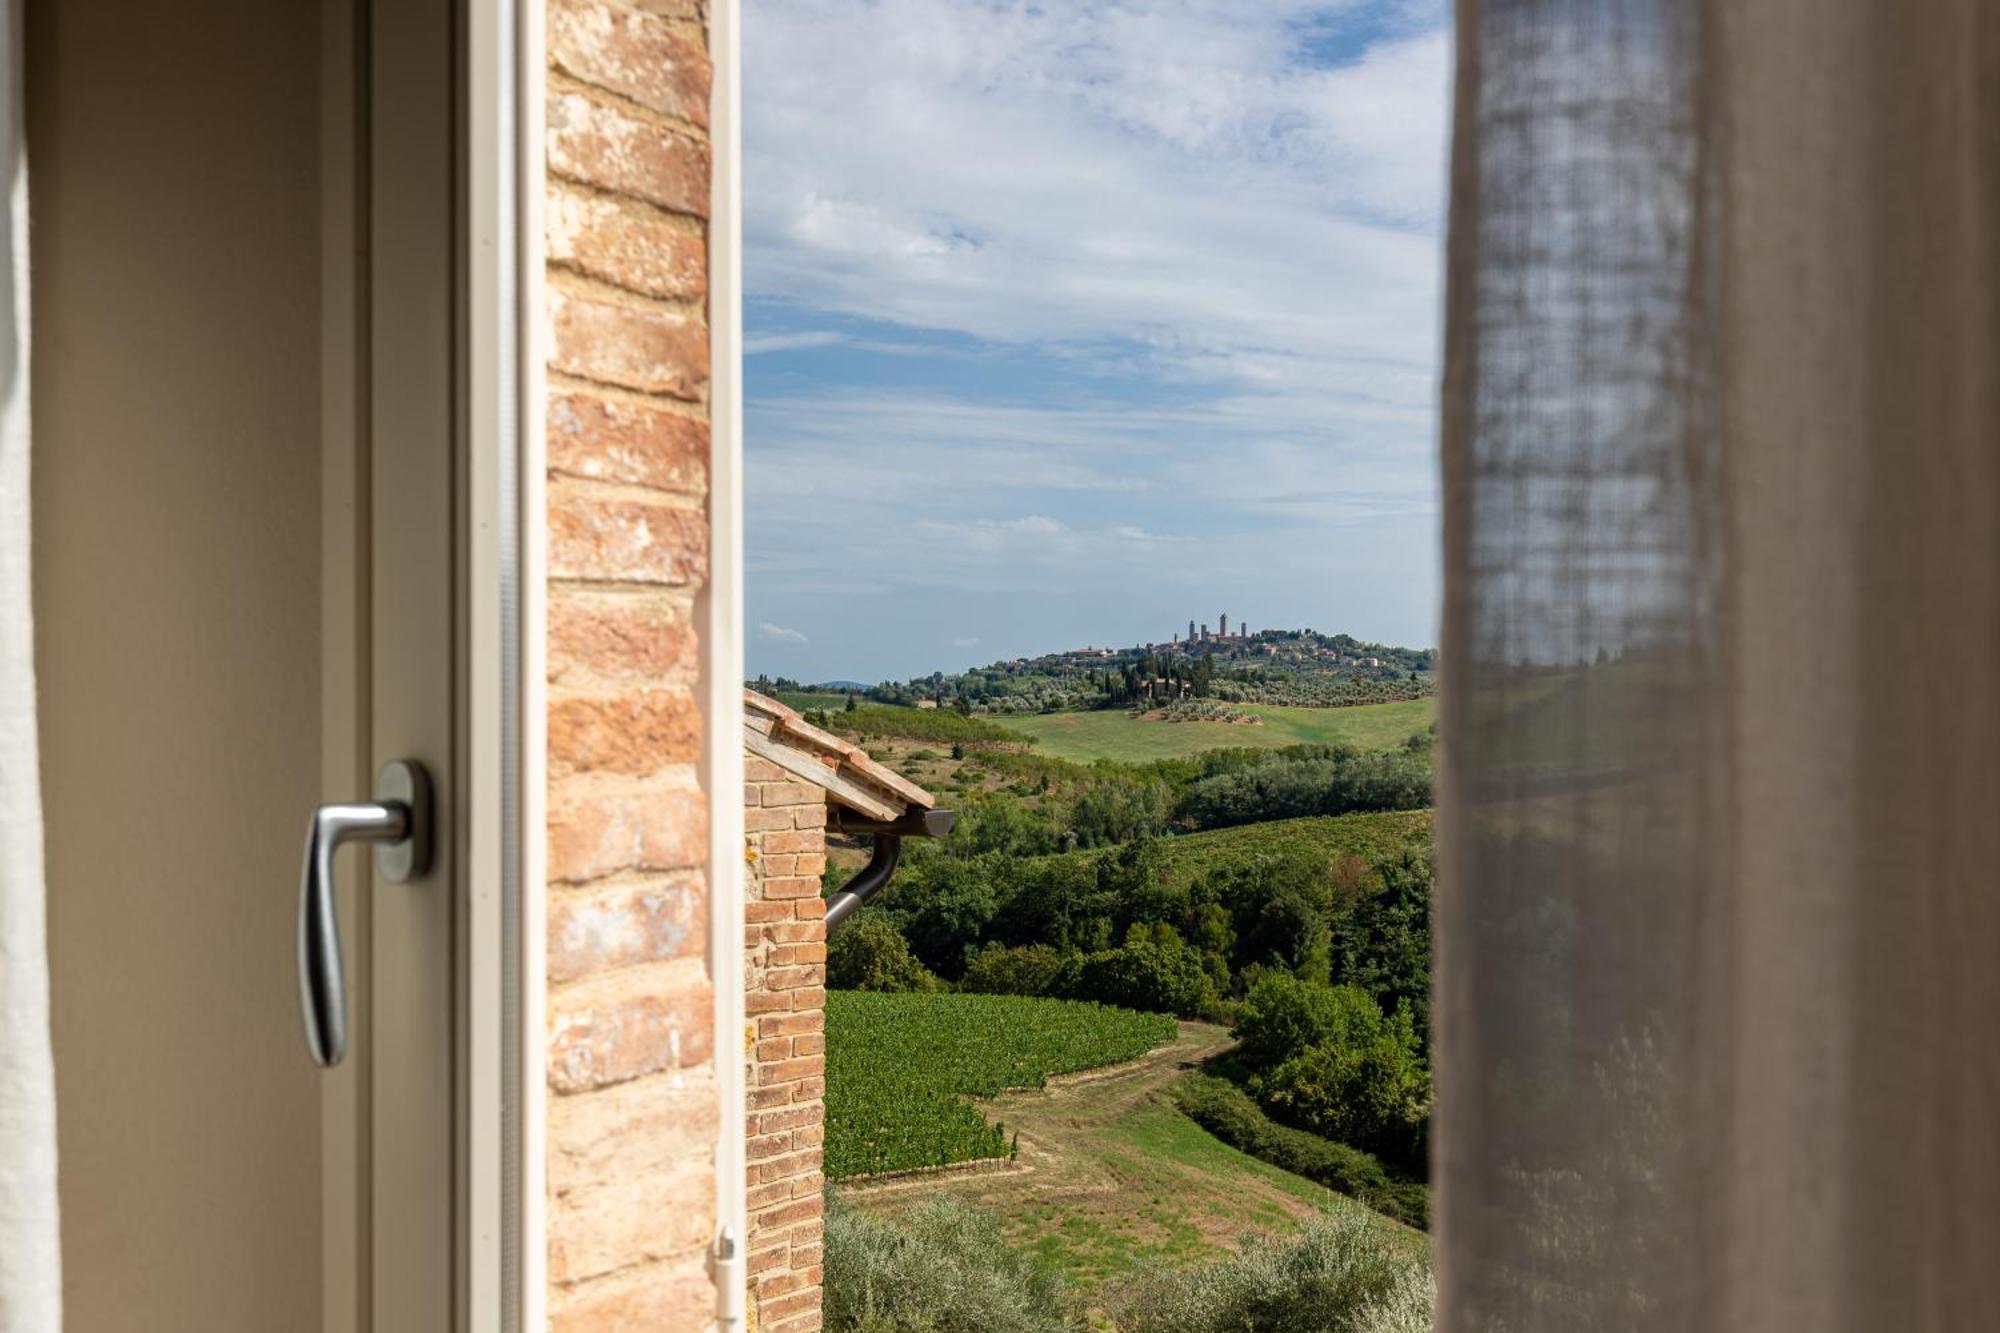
[1189,618,1196,643]
[1220,612,1229,638]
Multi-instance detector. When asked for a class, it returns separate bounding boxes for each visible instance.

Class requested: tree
[826,915,939,992]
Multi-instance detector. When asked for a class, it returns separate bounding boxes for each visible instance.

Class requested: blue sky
[744,0,1452,684]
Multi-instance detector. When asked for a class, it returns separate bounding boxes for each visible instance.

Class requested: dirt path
[840,1022,1350,1290]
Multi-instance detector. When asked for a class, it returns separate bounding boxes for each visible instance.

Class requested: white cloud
[759,622,809,644]
[745,0,1452,386]
[744,330,848,355]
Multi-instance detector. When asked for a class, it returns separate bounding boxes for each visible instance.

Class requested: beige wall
[28,0,326,1326]
[541,0,722,1326]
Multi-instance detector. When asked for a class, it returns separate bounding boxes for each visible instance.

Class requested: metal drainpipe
[823,806,956,933]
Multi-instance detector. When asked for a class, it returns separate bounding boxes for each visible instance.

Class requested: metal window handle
[298,760,433,1067]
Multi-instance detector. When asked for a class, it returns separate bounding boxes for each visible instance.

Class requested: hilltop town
[754,620,1435,715]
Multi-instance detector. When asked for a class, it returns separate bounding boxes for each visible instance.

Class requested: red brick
[764,922,825,945]
[747,1179,793,1211]
[760,781,818,807]
[760,1288,823,1322]
[757,1106,819,1134]
[768,944,827,967]
[547,776,706,882]
[549,589,698,684]
[792,898,827,921]
[549,90,709,217]
[753,1197,823,1234]
[764,966,824,991]
[760,829,820,855]
[763,876,821,901]
[746,1244,790,1278]
[767,1314,825,1333]
[793,1123,825,1149]
[792,1077,825,1101]
[747,1086,792,1111]
[759,1056,823,1086]
[758,1011,823,1037]
[759,854,798,877]
[548,965,714,1092]
[792,803,828,829]
[791,1033,826,1057]
[548,482,708,585]
[548,388,708,493]
[746,1131,792,1161]
[753,1037,791,1062]
[548,1254,715,1332]
[547,873,706,984]
[745,988,791,1016]
[745,805,800,833]
[757,1268,819,1300]
[791,853,828,878]
[549,0,712,128]
[550,286,708,401]
[745,900,792,924]
[550,687,702,776]
[744,758,787,782]
[790,989,827,1013]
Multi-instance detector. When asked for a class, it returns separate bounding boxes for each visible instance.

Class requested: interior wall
[28,1,326,1327]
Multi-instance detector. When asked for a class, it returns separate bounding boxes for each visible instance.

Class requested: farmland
[992,697,1435,763]
[824,991,1176,1178]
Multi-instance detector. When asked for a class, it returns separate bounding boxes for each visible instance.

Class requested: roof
[742,689,936,823]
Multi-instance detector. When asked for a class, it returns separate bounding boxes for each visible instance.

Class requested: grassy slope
[991,697,1436,763]
[841,1021,1410,1293]
[1150,809,1433,880]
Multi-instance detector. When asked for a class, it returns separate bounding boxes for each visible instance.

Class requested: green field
[991,698,1435,763]
[825,991,1176,1178]
[1150,809,1433,881]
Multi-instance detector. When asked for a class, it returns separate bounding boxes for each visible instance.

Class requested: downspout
[824,806,956,933]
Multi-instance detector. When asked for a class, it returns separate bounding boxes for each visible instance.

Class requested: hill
[992,697,1435,763]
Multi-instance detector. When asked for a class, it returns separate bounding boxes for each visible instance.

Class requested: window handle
[298,760,433,1067]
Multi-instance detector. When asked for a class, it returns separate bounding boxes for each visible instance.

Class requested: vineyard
[824,991,1176,1178]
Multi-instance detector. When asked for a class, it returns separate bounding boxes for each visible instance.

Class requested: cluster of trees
[1179,736,1433,831]
[828,833,1435,1038]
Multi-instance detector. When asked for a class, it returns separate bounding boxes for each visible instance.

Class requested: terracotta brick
[753,1149,820,1184]
[746,1131,792,1161]
[760,781,817,807]
[759,1287,823,1322]
[768,944,827,967]
[759,1056,823,1086]
[792,898,827,921]
[549,482,708,585]
[745,900,793,925]
[759,854,798,877]
[791,853,828,878]
[747,1179,793,1211]
[549,588,698,684]
[792,802,829,829]
[790,1032,826,1056]
[758,1268,819,1300]
[550,286,709,401]
[548,388,708,493]
[764,922,825,946]
[548,1160,715,1284]
[753,1197,823,1235]
[758,1011,824,1038]
[790,988,828,1013]
[745,988,791,1016]
[760,829,820,855]
[744,758,787,782]
[547,1072,720,1195]
[548,962,715,1092]
[757,1105,819,1134]
[548,1254,716,1333]
[745,805,800,833]
[792,1123,824,1150]
[549,89,709,218]
[764,965,824,991]
[547,775,706,882]
[763,876,821,901]
[767,1314,825,1333]
[753,1037,791,1062]
[747,1086,792,1111]
[549,0,712,129]
[550,687,702,776]
[547,872,706,983]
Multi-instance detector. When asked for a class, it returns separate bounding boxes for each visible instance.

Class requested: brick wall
[743,767,829,1333]
[542,0,719,1327]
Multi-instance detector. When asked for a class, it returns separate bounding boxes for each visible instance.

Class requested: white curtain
[0,3,57,1328]
[1438,1,2000,1329]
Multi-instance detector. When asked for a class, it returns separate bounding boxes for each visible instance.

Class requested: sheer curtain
[0,4,56,1329]
[1438,2,2000,1329]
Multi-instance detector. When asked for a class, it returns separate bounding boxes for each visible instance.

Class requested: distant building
[1220,612,1229,638]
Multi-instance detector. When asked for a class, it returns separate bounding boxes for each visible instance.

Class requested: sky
[744,0,1452,685]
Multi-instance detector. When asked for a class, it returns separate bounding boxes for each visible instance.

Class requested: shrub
[1253,1028,1430,1163]
[1063,936,1219,1019]
[1233,972,1350,1069]
[1109,1210,1432,1333]
[960,943,1075,998]
[1170,1074,1428,1228]
[824,1197,1078,1333]
[827,915,940,993]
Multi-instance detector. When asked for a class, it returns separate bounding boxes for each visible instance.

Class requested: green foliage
[1064,934,1221,1020]
[828,914,941,993]
[824,991,1175,1177]
[1243,987,1431,1163]
[1209,851,1340,983]
[960,943,1075,998]
[830,702,1024,746]
[993,699,1436,765]
[824,1198,1077,1333]
[1334,845,1434,1046]
[1066,771,1175,847]
[1180,745,1431,831]
[1108,1210,1433,1333]
[1234,972,1352,1069]
[1169,1074,1428,1228]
